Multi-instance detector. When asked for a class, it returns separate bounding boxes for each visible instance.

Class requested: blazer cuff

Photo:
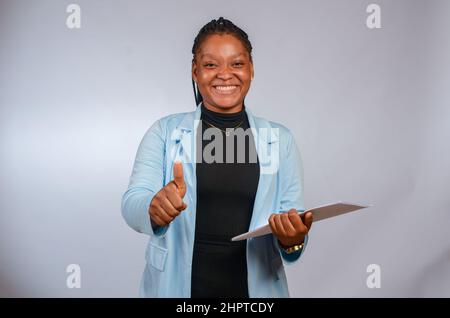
[275,234,309,264]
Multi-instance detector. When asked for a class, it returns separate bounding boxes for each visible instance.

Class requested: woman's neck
[200,101,246,128]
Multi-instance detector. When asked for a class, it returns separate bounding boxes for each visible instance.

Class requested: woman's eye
[233,62,244,67]
[204,63,216,68]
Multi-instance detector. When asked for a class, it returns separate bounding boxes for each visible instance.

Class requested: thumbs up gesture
[149,161,188,227]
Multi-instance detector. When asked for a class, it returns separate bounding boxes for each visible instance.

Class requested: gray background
[0,0,449,297]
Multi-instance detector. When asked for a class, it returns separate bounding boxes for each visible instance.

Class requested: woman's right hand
[149,161,188,227]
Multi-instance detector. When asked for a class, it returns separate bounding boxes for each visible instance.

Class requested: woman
[121,17,313,298]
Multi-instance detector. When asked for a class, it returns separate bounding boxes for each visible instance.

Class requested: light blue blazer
[121,103,309,298]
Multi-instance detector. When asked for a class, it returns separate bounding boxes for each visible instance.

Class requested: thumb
[304,212,313,229]
[173,161,186,196]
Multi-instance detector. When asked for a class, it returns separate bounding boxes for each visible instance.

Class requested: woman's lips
[211,85,240,96]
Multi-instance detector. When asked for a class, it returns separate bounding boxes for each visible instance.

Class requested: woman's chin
[208,97,242,110]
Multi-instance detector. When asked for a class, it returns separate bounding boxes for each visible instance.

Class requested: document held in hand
[231,201,371,241]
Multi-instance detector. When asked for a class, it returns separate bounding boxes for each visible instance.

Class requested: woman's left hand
[269,209,313,248]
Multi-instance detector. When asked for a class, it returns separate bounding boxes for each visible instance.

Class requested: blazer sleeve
[275,128,309,264]
[121,119,169,237]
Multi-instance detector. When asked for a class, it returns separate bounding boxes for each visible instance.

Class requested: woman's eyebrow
[200,53,245,59]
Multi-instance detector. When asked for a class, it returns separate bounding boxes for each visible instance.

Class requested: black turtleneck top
[191,103,260,298]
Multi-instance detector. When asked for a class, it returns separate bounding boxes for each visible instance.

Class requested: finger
[151,214,165,227]
[165,186,185,211]
[281,213,296,235]
[173,161,186,195]
[269,214,278,235]
[288,210,304,231]
[154,204,174,224]
[160,196,181,218]
[274,214,287,237]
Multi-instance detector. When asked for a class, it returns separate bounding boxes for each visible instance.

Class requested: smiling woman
[121,17,312,298]
[191,21,254,113]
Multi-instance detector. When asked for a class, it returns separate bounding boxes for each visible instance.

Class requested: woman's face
[192,33,254,113]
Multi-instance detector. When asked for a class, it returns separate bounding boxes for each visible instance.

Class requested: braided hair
[191,17,253,107]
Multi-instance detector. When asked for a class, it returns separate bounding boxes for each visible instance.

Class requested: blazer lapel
[246,107,280,232]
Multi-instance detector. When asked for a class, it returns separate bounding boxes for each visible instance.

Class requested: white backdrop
[0,0,449,297]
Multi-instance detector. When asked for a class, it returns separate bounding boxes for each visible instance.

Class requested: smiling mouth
[212,85,240,95]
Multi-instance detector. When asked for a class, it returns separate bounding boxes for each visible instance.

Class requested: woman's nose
[216,66,233,80]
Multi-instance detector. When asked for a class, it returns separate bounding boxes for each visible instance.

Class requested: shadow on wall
[0,272,19,297]
[413,248,450,297]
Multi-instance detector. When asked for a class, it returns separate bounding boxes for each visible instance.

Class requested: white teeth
[214,85,237,91]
